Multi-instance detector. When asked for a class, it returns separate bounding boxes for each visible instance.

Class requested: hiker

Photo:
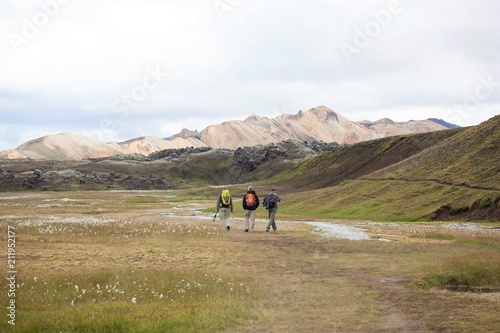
[263,188,281,232]
[216,186,233,230]
[242,185,260,232]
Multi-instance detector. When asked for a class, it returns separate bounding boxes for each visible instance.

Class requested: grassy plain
[1,190,499,332]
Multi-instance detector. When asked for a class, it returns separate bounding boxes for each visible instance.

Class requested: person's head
[271,188,276,194]
[222,186,227,191]
[248,186,253,191]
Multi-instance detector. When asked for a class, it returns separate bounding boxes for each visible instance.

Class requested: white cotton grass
[19,272,250,307]
[11,216,219,239]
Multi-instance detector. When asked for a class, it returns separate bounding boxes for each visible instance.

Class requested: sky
[0,0,499,151]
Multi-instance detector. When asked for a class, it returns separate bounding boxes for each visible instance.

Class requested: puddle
[161,205,387,241]
[443,223,497,231]
[303,222,371,240]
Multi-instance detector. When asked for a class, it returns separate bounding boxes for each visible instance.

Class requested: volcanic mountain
[196,106,447,149]
[0,106,449,160]
[0,133,206,160]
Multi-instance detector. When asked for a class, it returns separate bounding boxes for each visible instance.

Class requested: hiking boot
[266,229,269,232]
[245,229,249,232]
[227,226,230,231]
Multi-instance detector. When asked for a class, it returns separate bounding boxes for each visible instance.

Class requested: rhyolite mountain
[172,106,449,150]
[0,106,449,160]
[0,133,206,160]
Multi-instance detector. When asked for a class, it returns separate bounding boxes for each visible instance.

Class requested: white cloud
[0,0,499,150]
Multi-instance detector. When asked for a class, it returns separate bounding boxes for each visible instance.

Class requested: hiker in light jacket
[263,188,281,232]
[216,186,233,230]
[242,186,260,232]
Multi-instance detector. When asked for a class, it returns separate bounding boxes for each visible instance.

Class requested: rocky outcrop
[433,197,500,222]
[149,146,212,161]
[234,140,338,174]
[166,128,201,140]
[0,167,172,191]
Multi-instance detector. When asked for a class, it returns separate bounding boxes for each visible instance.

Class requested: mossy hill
[268,128,463,190]
[364,115,500,190]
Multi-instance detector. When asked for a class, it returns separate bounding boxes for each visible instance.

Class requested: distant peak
[167,128,200,140]
[375,118,396,125]
[244,114,268,122]
[281,106,339,122]
[427,118,461,129]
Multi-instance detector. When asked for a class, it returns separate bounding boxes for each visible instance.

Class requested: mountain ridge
[0,106,449,160]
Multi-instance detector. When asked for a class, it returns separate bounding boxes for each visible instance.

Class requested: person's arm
[275,194,281,209]
[230,197,233,212]
[216,194,221,212]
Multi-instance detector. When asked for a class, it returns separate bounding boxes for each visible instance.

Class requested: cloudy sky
[1,0,499,151]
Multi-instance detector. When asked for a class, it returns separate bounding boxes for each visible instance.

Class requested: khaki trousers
[244,210,256,231]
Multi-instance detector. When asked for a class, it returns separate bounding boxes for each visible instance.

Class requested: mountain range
[0,106,450,160]
[0,114,497,221]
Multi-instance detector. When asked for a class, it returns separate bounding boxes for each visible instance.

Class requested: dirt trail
[189,218,499,333]
[220,231,416,332]
[365,178,500,192]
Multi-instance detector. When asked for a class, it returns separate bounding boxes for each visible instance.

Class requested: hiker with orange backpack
[242,186,260,232]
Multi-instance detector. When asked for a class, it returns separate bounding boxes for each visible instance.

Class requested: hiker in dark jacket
[242,186,260,232]
[263,188,281,232]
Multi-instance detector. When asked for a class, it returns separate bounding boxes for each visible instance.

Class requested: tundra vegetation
[0,190,498,332]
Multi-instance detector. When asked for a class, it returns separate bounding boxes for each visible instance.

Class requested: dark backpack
[265,194,277,209]
[245,193,256,207]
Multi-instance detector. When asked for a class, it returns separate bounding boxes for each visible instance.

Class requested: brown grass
[1,191,499,332]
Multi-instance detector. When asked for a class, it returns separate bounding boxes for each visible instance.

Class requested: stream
[165,204,376,240]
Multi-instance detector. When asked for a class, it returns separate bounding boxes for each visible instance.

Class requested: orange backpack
[245,193,256,206]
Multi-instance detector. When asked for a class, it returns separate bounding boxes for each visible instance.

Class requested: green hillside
[271,128,463,190]
[364,115,500,190]
[279,179,498,221]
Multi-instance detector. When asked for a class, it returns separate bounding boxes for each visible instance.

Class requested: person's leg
[224,208,230,230]
[266,210,272,231]
[244,210,251,231]
[220,213,225,229]
[269,208,278,231]
[220,208,230,230]
[249,210,256,231]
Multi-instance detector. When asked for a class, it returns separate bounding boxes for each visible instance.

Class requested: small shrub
[479,197,494,208]
[411,252,500,290]
[410,233,455,240]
